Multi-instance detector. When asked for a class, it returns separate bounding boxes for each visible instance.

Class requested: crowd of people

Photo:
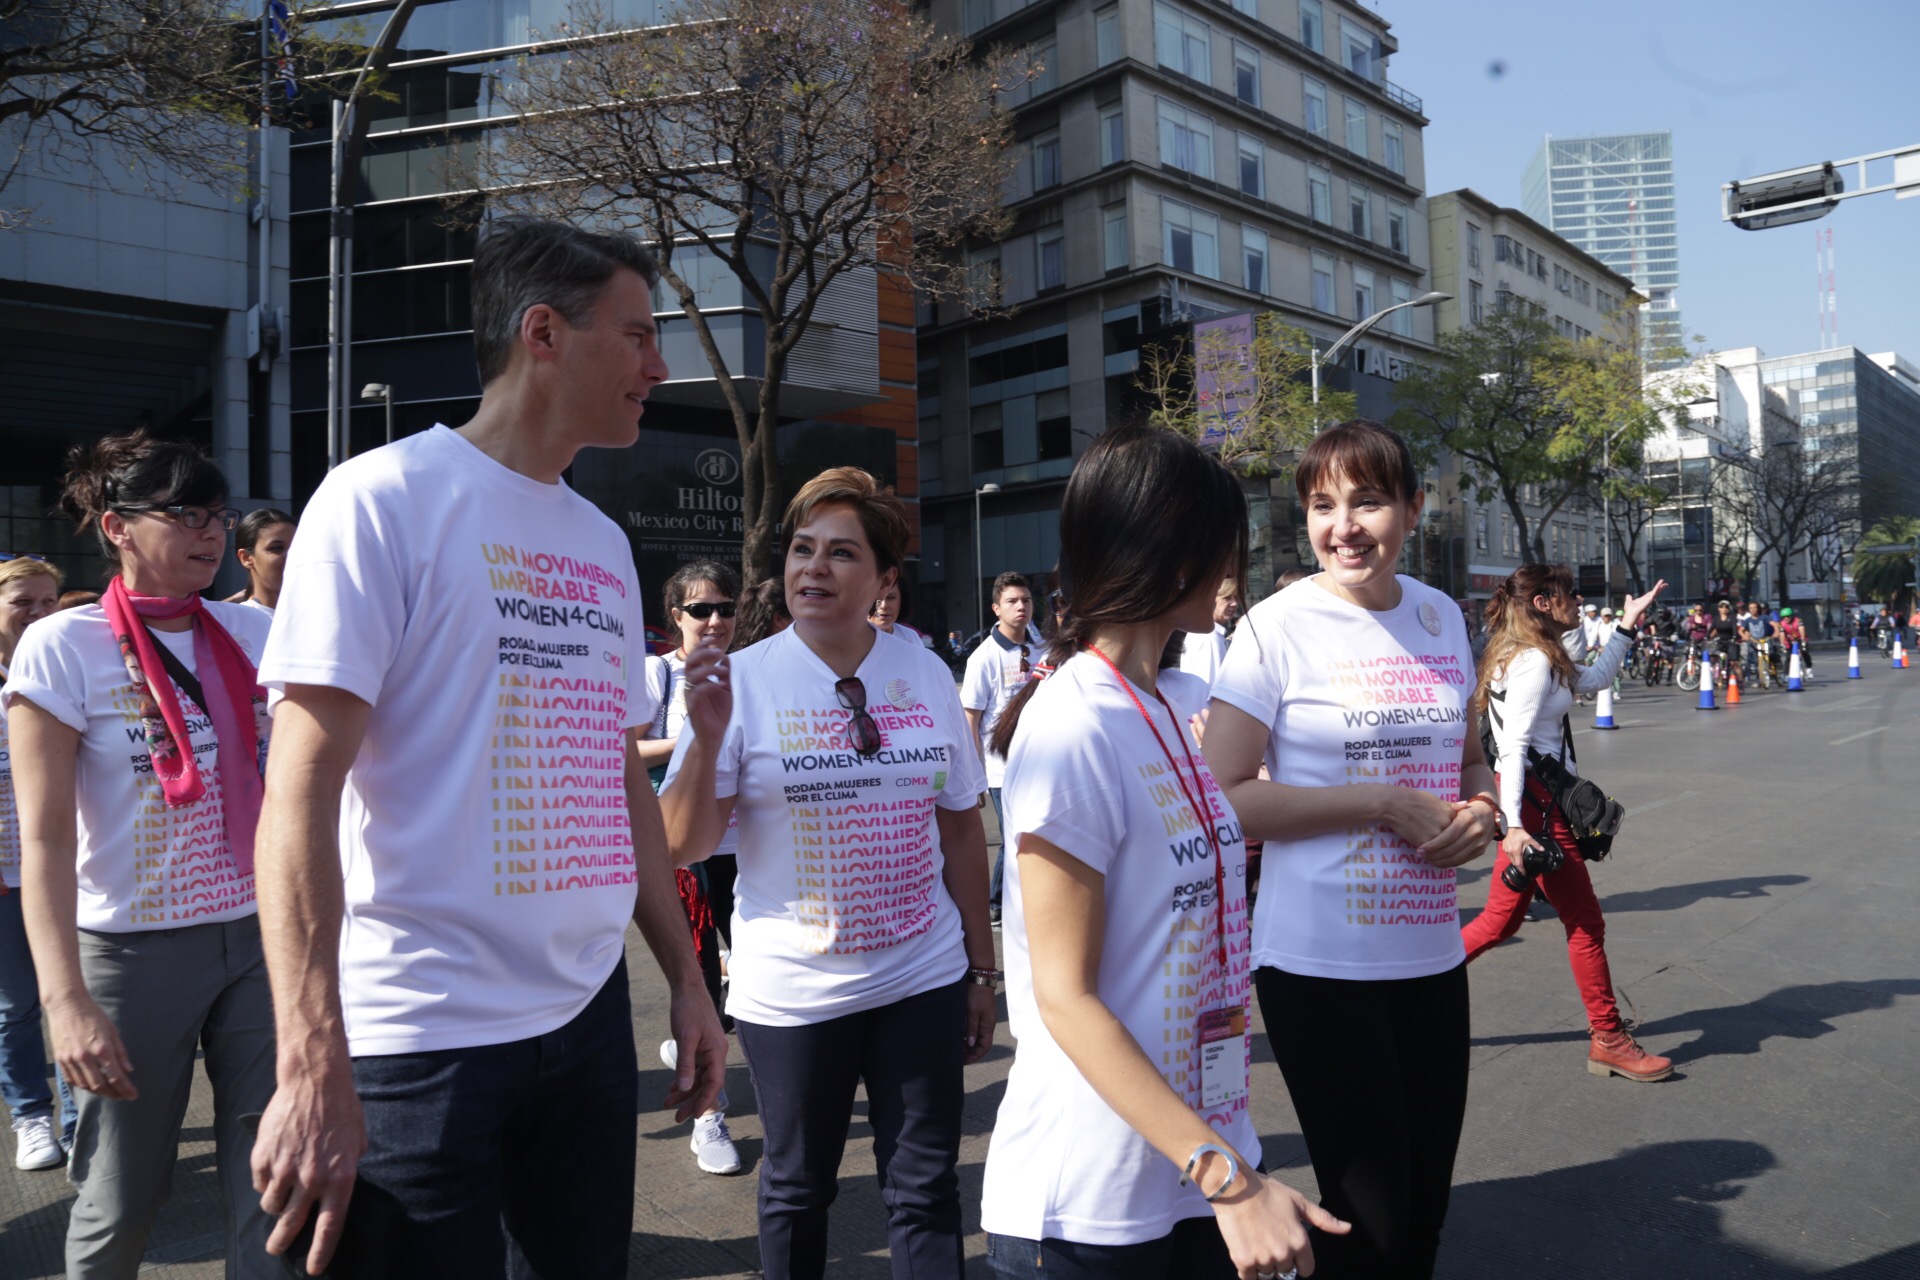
[0,216,1692,1280]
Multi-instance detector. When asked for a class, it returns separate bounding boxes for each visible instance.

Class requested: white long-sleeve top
[1486,630,1631,828]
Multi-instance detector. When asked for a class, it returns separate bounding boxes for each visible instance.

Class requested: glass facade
[1522,132,1682,367]
[1759,349,1920,531]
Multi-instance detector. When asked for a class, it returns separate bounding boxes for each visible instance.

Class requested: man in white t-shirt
[961,572,1033,922]
[1176,576,1240,692]
[248,219,726,1279]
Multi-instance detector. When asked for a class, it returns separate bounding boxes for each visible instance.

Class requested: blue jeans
[350,957,639,1280]
[988,787,1006,909]
[736,979,967,1280]
[986,1215,1237,1278]
[0,888,75,1137]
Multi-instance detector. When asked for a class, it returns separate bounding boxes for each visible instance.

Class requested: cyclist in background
[1740,602,1775,682]
[1777,608,1810,675]
[1708,602,1741,685]
[1871,608,1896,652]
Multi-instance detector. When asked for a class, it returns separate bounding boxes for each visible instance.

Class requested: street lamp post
[1310,291,1451,423]
[974,482,1001,636]
[361,383,394,446]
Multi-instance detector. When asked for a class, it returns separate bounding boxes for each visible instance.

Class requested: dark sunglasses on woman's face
[834,676,883,758]
[676,601,737,620]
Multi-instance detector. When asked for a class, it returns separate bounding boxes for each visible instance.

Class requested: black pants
[707,854,737,949]
[735,980,967,1280]
[1255,963,1469,1280]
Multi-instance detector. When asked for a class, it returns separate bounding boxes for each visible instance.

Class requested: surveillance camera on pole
[1723,145,1920,231]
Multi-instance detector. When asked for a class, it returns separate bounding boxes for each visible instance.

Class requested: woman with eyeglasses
[661,467,995,1280]
[640,560,745,1177]
[5,430,277,1277]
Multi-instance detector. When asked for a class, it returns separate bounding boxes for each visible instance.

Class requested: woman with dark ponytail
[981,426,1346,1280]
[4,430,277,1277]
[1466,564,1673,1081]
[227,509,296,614]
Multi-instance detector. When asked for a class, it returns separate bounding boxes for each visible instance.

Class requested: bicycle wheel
[1677,656,1700,691]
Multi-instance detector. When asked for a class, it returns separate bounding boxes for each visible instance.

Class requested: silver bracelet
[1179,1141,1241,1203]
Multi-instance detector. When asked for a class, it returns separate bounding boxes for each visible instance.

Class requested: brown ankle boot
[1588,1028,1673,1082]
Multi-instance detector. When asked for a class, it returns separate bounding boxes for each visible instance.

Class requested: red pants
[1461,774,1621,1032]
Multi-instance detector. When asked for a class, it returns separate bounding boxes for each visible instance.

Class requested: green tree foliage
[1853,515,1920,615]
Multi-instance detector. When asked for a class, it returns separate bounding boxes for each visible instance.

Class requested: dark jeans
[987,787,1006,909]
[736,980,967,1280]
[349,958,638,1280]
[706,854,737,950]
[986,1215,1236,1278]
[1255,963,1469,1280]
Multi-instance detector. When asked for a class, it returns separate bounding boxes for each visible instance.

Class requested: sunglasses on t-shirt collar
[834,677,884,758]
[674,601,736,620]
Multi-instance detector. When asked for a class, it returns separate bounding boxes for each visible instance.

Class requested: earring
[1177,577,1188,592]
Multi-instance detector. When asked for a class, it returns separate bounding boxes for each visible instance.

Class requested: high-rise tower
[1523,131,1681,367]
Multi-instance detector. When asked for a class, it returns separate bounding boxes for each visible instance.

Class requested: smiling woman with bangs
[1202,420,1500,1280]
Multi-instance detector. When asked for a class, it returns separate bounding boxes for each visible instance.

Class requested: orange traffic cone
[1725,665,1742,705]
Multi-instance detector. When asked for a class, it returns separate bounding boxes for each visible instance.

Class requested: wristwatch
[1467,791,1508,840]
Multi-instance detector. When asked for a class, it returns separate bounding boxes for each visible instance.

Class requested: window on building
[1341,17,1375,79]
[1343,97,1367,158]
[1493,234,1517,264]
[1475,510,1488,551]
[1352,264,1374,318]
[1389,276,1412,334]
[969,247,1002,306]
[1466,221,1481,269]
[1348,183,1371,239]
[1468,279,1483,325]
[1243,225,1268,293]
[1302,75,1328,138]
[1103,205,1129,271]
[1554,264,1571,294]
[972,403,1005,472]
[1387,199,1408,254]
[1238,134,1264,198]
[1033,37,1058,95]
[1311,250,1335,313]
[1308,164,1332,223]
[1233,42,1260,106]
[1095,4,1120,65]
[1037,387,1073,461]
[1162,197,1220,278]
[1574,276,1590,306]
[1299,0,1322,52]
[1100,104,1125,166]
[1154,3,1211,83]
[1382,120,1404,176]
[1157,99,1214,179]
[1230,0,1255,15]
[1036,227,1065,290]
[1032,129,1062,189]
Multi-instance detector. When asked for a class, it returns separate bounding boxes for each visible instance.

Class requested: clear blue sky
[1385,0,1920,363]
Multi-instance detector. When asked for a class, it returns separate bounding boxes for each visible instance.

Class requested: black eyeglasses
[834,677,883,758]
[114,505,241,532]
[675,601,736,620]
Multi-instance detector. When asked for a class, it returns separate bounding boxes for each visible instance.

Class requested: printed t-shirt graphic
[960,629,1030,787]
[982,660,1258,1245]
[257,426,654,1056]
[2,604,271,928]
[700,626,985,1027]
[1210,575,1474,981]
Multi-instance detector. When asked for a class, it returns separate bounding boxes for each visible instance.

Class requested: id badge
[1197,1006,1248,1108]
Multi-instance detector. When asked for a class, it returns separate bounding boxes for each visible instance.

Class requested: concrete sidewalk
[3,666,1917,1276]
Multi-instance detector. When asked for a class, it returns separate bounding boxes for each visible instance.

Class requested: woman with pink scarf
[5,431,277,1279]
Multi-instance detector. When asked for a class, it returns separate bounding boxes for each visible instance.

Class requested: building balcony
[1382,79,1423,115]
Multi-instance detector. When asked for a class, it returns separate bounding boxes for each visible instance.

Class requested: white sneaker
[659,1039,727,1112]
[13,1114,63,1171]
[691,1111,743,1175]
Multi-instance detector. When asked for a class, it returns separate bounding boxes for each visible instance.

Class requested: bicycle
[1753,641,1780,691]
[1642,637,1674,687]
[1676,639,1705,691]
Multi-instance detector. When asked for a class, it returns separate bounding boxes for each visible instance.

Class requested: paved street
[2,657,1916,1277]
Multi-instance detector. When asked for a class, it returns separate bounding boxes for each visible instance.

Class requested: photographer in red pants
[1465,565,1672,1083]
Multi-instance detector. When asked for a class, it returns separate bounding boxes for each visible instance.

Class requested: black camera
[1501,832,1567,892]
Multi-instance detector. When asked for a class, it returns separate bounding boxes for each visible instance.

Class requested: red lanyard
[1081,646,1232,984]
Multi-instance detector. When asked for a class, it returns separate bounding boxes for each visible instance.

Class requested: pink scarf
[101,577,267,874]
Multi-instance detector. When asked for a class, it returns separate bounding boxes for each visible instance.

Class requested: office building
[919,0,1439,633]
[1522,131,1682,369]
[1425,189,1640,600]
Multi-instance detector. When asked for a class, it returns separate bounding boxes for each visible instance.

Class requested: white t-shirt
[256,426,655,1057]
[240,597,274,617]
[1210,576,1474,981]
[698,625,985,1027]
[983,656,1258,1245]
[3,604,271,928]
[1485,633,1630,828]
[647,651,738,858]
[1176,624,1231,692]
[961,629,1031,787]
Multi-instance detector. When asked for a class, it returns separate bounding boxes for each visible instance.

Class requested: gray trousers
[68,914,277,1280]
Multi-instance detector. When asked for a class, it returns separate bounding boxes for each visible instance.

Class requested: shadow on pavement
[1598,875,1810,914]
[628,1228,763,1279]
[1469,978,1920,1061]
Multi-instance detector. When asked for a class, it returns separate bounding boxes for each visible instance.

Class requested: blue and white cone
[1697,656,1717,710]
[1849,638,1862,679]
[1786,643,1804,692]
[1594,685,1618,728]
